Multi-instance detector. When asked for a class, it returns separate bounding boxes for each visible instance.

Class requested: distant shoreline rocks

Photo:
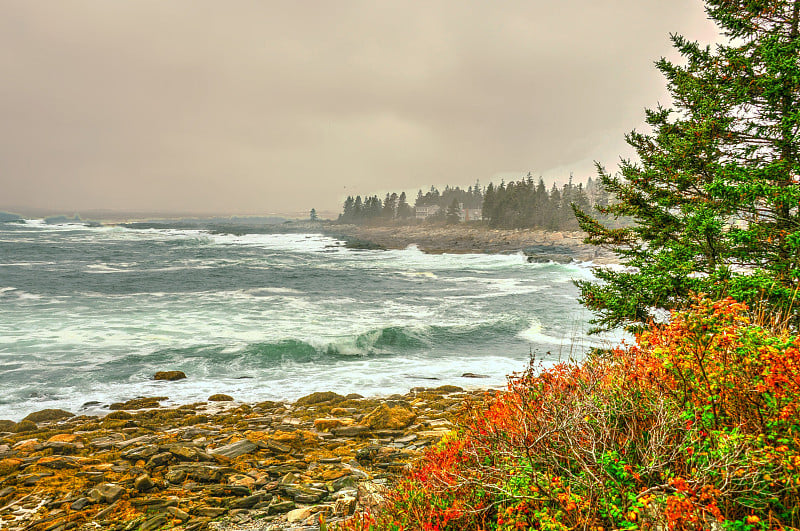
[320,223,618,263]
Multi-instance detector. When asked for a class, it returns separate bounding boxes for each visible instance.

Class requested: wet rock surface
[0,387,482,530]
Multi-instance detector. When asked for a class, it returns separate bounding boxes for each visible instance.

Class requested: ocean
[0,220,614,421]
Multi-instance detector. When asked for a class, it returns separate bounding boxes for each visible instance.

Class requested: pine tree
[446,198,462,224]
[575,0,800,331]
[397,192,412,220]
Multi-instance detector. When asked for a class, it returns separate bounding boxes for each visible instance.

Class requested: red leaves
[336,296,800,530]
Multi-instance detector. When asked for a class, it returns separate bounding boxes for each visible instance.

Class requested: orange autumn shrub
[336,296,800,530]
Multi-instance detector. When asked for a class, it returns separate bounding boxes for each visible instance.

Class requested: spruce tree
[446,198,462,224]
[575,0,800,331]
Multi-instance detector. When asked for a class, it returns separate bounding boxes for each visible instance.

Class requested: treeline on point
[338,174,612,231]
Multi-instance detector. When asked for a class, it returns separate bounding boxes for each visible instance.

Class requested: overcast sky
[0,1,719,217]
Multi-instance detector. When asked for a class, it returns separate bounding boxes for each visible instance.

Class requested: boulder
[13,420,37,433]
[287,506,314,523]
[361,404,416,430]
[335,495,357,516]
[22,408,74,424]
[154,371,187,381]
[105,410,133,420]
[208,393,233,402]
[166,507,190,521]
[109,397,167,410]
[139,514,168,531]
[165,469,187,484]
[88,483,125,504]
[134,474,154,492]
[209,438,257,459]
[295,391,345,406]
[435,385,464,393]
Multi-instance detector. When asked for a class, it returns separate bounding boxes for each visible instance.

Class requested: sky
[0,1,720,217]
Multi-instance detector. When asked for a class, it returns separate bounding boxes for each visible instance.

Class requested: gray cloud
[0,1,718,216]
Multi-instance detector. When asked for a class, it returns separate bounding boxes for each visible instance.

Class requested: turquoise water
[0,220,611,421]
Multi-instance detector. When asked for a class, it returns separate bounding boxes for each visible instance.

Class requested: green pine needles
[575,0,800,332]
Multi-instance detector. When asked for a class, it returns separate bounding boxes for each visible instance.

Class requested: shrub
[338,297,800,530]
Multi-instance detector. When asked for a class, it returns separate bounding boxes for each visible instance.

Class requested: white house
[415,205,441,219]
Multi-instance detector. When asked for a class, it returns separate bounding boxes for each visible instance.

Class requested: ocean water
[0,220,614,421]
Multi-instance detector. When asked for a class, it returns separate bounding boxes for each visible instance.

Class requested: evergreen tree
[309,208,318,221]
[340,196,354,222]
[446,198,462,224]
[575,0,800,331]
[397,192,413,219]
[353,196,363,220]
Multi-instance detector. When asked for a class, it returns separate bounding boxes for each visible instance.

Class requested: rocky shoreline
[0,386,482,531]
[320,223,618,264]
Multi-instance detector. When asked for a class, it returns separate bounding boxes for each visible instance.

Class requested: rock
[345,393,364,400]
[314,418,346,431]
[287,506,314,523]
[295,391,345,406]
[266,440,291,453]
[194,506,227,518]
[109,397,167,410]
[361,404,416,430]
[267,500,296,514]
[434,385,464,393]
[44,433,84,453]
[154,370,187,381]
[121,444,159,461]
[88,483,125,504]
[134,474,154,492]
[283,484,327,503]
[172,464,224,483]
[185,518,212,531]
[0,444,10,458]
[131,497,178,510]
[229,494,264,509]
[335,495,357,516]
[209,439,257,458]
[332,425,371,437]
[208,393,233,401]
[105,410,133,420]
[185,414,209,426]
[146,452,172,468]
[139,514,169,531]
[165,469,187,484]
[14,420,37,433]
[37,456,79,469]
[167,506,190,521]
[71,497,90,510]
[22,408,74,424]
[227,473,256,489]
[0,420,15,432]
[169,445,199,461]
[461,372,490,378]
[93,500,120,520]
